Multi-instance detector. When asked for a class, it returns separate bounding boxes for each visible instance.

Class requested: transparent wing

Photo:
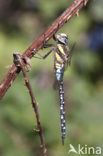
[67,42,76,66]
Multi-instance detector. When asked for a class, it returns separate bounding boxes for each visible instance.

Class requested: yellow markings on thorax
[58,44,65,55]
[55,44,65,63]
[55,53,63,62]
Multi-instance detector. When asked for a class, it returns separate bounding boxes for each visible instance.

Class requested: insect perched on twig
[34,33,75,145]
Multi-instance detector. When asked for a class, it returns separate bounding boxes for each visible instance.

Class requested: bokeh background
[0,0,103,156]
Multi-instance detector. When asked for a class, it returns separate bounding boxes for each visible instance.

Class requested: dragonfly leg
[53,23,60,41]
[43,48,54,59]
[43,33,54,48]
[53,34,56,41]
[43,23,60,48]
[34,48,54,59]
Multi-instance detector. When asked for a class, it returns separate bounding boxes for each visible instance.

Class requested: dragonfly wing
[67,42,76,66]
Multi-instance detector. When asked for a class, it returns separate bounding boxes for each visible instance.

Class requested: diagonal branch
[0,0,89,99]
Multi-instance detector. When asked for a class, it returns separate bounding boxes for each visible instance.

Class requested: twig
[0,0,89,99]
[13,53,47,156]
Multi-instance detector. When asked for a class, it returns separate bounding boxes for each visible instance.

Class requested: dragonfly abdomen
[59,80,66,145]
[55,63,66,144]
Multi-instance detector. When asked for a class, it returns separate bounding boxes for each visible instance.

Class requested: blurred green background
[0,0,103,156]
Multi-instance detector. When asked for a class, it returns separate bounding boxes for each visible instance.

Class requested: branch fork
[0,0,89,99]
[0,0,89,155]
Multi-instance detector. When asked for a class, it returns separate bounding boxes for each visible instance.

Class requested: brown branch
[13,53,47,156]
[0,0,89,99]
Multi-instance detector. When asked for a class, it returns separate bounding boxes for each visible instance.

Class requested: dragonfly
[34,33,75,145]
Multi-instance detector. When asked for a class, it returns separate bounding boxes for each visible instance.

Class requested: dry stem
[13,53,46,156]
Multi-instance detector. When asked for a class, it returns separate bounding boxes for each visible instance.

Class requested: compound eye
[60,38,68,45]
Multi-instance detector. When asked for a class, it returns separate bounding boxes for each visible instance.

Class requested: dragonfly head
[56,33,68,45]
